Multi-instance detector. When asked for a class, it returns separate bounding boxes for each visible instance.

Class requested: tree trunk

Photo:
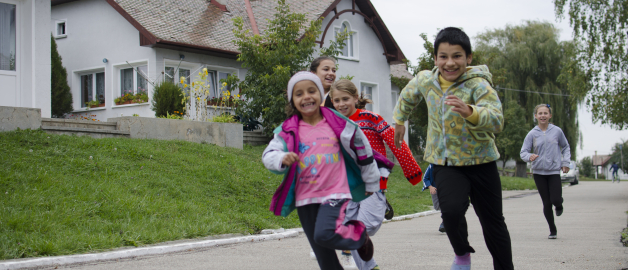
[515,161,528,178]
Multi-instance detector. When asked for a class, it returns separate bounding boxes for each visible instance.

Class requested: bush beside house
[50,35,73,118]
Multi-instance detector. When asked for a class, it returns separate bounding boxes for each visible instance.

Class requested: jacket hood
[433,65,494,86]
[533,123,556,132]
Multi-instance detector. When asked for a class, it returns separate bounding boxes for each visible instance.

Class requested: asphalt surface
[5,181,628,270]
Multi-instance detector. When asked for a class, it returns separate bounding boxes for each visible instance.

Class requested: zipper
[439,78,457,165]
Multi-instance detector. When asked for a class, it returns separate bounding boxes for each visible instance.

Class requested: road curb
[0,190,544,270]
[0,229,302,270]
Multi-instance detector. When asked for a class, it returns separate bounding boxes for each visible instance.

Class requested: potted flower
[85,100,102,108]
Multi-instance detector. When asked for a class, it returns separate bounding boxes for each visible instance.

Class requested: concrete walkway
[3,182,627,269]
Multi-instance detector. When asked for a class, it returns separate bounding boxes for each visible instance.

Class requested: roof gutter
[244,0,260,35]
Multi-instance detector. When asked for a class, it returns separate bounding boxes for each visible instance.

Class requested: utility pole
[595,150,598,179]
[621,144,624,175]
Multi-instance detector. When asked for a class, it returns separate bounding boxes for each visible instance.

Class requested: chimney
[210,0,228,12]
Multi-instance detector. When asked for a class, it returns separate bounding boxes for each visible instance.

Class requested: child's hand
[282,152,299,167]
[365,192,373,196]
[444,95,472,118]
[394,124,405,149]
[529,154,539,162]
[428,186,437,195]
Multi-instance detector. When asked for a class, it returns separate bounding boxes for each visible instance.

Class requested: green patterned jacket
[393,65,503,166]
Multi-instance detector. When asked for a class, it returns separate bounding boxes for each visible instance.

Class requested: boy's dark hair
[310,56,336,72]
[434,27,472,56]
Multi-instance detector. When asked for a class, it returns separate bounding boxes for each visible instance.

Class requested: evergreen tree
[51,35,73,118]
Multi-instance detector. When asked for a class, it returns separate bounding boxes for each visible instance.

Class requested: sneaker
[450,253,471,270]
[548,233,557,239]
[439,222,446,233]
[357,235,374,261]
[556,198,564,216]
[384,199,394,220]
[339,251,357,269]
[372,265,381,270]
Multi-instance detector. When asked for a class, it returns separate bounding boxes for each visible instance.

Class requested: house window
[81,72,105,108]
[336,22,355,58]
[0,2,16,71]
[391,90,399,108]
[55,20,66,38]
[361,84,375,112]
[165,66,190,91]
[120,65,148,97]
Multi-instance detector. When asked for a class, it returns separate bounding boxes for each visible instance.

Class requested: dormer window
[335,21,358,60]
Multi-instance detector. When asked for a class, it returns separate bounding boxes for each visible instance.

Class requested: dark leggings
[297,201,367,270]
[434,162,513,270]
[533,174,563,234]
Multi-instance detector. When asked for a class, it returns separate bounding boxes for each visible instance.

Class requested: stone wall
[109,117,243,149]
[0,106,42,131]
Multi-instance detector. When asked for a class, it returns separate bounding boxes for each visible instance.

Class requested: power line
[495,86,571,97]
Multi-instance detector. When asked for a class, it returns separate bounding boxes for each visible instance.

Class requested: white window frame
[360,81,378,113]
[53,19,66,39]
[391,89,399,109]
[334,20,359,61]
[163,59,198,93]
[0,0,19,75]
[78,71,105,108]
[202,64,238,99]
[164,59,238,99]
[72,66,106,110]
[114,60,149,99]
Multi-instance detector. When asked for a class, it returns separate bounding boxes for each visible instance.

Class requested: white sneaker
[310,250,316,260]
[340,253,358,270]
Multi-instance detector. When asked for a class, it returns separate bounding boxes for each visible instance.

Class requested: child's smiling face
[292,80,322,117]
[434,42,473,82]
[314,60,336,92]
[535,106,552,124]
[331,89,358,117]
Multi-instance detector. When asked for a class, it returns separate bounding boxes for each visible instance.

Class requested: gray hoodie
[520,124,571,175]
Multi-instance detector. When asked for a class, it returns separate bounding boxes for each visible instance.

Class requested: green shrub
[51,35,73,118]
[151,81,185,117]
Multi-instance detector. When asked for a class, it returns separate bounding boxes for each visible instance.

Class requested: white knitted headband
[286,71,325,104]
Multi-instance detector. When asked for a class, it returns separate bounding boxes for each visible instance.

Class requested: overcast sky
[369,0,628,160]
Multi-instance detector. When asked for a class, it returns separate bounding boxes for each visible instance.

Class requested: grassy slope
[0,129,536,259]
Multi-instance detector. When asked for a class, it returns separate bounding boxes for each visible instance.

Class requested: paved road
[18,181,628,269]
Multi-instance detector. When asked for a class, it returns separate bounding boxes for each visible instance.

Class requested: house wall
[0,0,51,118]
[318,0,394,123]
[51,1,244,121]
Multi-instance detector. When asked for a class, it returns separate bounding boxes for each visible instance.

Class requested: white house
[50,0,409,126]
[0,0,51,117]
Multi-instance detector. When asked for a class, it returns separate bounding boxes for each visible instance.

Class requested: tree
[578,156,594,177]
[51,35,73,118]
[475,21,587,177]
[231,0,346,135]
[495,101,529,176]
[609,140,628,173]
[554,0,627,129]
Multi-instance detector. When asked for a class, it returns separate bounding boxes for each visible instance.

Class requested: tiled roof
[112,0,335,53]
[390,63,413,79]
[592,155,611,166]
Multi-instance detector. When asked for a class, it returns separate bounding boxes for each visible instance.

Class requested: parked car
[560,161,579,185]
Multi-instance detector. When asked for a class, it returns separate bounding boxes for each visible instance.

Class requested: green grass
[0,129,300,259]
[0,129,535,259]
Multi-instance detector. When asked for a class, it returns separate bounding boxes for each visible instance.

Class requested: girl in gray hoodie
[520,104,571,239]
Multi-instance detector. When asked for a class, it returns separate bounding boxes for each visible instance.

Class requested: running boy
[392,27,513,270]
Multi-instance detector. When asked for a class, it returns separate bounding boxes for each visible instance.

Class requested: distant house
[0,0,51,117]
[592,154,627,180]
[50,0,409,127]
[592,154,612,179]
